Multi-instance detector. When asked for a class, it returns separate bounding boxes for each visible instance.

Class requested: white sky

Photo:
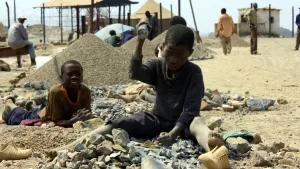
[0,0,299,35]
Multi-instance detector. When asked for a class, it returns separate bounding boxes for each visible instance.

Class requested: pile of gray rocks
[200,89,285,113]
[38,128,206,169]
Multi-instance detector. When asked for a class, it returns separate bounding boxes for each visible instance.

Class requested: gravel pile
[189,44,216,61]
[203,34,250,48]
[0,126,81,153]
[151,30,215,61]
[151,30,168,47]
[35,44,55,56]
[23,34,132,86]
[201,89,275,113]
[39,127,204,169]
[231,34,250,47]
[89,85,153,121]
[120,37,156,61]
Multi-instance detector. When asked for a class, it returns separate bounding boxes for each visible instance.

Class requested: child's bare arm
[129,38,157,85]
[157,122,185,145]
[157,72,204,145]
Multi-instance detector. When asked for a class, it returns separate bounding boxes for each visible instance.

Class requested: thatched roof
[131,0,174,19]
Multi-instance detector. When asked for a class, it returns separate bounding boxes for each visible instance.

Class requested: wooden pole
[96,8,100,31]
[189,0,202,43]
[123,5,126,24]
[58,6,61,27]
[41,8,43,24]
[127,13,131,26]
[89,0,94,33]
[118,4,121,23]
[292,6,294,38]
[71,7,74,32]
[171,4,173,18]
[5,2,10,29]
[160,3,163,33]
[269,4,271,37]
[43,3,45,44]
[108,6,111,20]
[189,0,198,31]
[14,0,16,22]
[81,16,86,35]
[61,4,63,43]
[178,0,181,16]
[76,5,80,39]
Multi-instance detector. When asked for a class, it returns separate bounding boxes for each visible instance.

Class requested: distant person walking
[244,3,258,55]
[294,10,300,51]
[7,17,36,67]
[216,8,235,55]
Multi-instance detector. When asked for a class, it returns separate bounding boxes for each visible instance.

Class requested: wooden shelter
[130,0,175,32]
[34,0,138,42]
[34,0,138,8]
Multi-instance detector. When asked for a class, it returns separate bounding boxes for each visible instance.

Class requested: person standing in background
[145,11,158,40]
[217,8,235,55]
[294,9,300,51]
[7,17,37,67]
[244,3,258,55]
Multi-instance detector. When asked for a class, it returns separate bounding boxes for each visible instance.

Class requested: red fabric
[20,119,47,126]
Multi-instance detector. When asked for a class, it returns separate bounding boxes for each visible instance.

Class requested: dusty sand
[1,37,300,168]
[196,37,300,154]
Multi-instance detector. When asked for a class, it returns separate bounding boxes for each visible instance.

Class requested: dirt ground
[1,37,300,169]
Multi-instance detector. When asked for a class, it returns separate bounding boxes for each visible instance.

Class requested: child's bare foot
[25,100,37,111]
[1,97,16,121]
[4,98,17,112]
[208,130,225,151]
[139,89,149,100]
[106,90,117,98]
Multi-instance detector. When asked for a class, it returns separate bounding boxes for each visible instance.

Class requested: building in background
[237,7,281,37]
[214,7,281,37]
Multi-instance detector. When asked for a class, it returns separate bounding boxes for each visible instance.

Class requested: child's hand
[156,132,175,146]
[74,108,90,121]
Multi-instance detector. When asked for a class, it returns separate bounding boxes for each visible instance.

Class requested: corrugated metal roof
[34,0,138,8]
[131,0,174,19]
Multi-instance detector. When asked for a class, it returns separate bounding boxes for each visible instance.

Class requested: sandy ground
[0,37,300,168]
[198,37,300,146]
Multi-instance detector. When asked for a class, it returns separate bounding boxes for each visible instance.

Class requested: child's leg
[1,99,18,121]
[5,99,17,111]
[189,117,224,152]
[106,90,137,103]
[48,112,167,157]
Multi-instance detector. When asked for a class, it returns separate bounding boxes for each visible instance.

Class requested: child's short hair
[170,16,187,26]
[61,60,83,74]
[165,25,194,49]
